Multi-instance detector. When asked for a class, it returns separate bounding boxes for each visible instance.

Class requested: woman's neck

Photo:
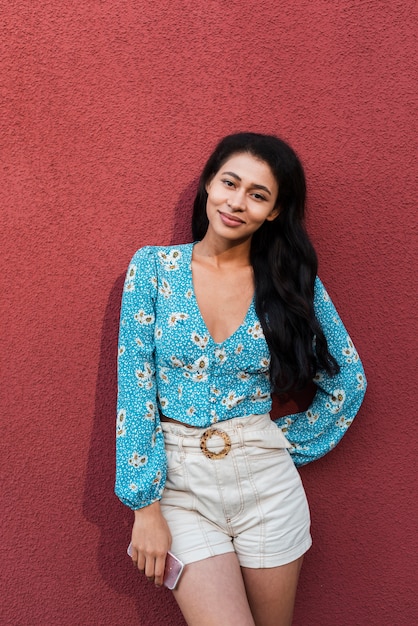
[194,234,252,268]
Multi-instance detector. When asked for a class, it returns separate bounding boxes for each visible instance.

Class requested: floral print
[115,243,367,510]
[247,322,265,340]
[116,409,126,437]
[168,312,189,327]
[157,249,181,271]
[342,336,359,363]
[306,410,319,425]
[135,362,154,389]
[124,264,137,293]
[159,279,172,299]
[144,401,156,421]
[221,391,246,409]
[134,309,155,325]
[191,332,209,348]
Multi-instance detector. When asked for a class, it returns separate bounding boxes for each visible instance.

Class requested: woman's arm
[274,277,367,466]
[116,247,172,584]
[129,501,172,586]
[115,247,167,509]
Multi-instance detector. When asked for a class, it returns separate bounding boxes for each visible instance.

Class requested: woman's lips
[219,211,245,227]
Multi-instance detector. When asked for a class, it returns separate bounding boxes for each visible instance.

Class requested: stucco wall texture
[1,1,417,625]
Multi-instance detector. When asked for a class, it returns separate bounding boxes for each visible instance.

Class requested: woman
[115,133,366,625]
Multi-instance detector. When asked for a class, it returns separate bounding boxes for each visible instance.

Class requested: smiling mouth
[219,211,245,224]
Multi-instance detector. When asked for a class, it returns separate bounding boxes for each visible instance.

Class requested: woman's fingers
[143,553,166,587]
[144,555,155,582]
[136,552,146,573]
[129,544,145,572]
[131,549,166,586]
[153,554,167,587]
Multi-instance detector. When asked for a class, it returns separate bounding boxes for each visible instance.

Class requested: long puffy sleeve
[275,277,367,466]
[115,247,167,509]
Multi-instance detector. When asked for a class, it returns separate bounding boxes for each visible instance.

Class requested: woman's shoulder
[130,242,194,271]
[133,243,193,265]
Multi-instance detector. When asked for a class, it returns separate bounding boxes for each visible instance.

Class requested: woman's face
[204,153,279,243]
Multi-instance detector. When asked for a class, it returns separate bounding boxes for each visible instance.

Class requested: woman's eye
[252,193,267,201]
[222,179,234,187]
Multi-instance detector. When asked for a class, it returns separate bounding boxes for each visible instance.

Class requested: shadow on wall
[83,272,185,624]
[169,178,196,245]
[82,178,314,624]
[82,184,198,625]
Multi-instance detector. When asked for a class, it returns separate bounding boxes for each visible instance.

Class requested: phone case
[163,551,184,589]
[127,543,184,589]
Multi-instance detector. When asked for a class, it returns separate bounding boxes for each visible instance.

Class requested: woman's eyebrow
[221,171,272,196]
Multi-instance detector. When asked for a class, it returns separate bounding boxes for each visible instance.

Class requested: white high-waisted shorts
[160,413,312,568]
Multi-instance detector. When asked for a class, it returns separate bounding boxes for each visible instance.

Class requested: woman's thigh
[241,557,304,626]
[172,553,255,626]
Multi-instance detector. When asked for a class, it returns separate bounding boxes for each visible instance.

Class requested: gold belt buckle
[200,428,232,460]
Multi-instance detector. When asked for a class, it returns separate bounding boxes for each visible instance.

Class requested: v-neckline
[188,242,255,346]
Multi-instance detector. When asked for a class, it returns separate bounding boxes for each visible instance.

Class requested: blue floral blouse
[115,243,367,510]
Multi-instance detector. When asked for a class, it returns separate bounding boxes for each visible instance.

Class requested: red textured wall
[1,2,417,624]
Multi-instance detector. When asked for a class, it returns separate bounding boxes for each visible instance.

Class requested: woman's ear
[265,206,280,222]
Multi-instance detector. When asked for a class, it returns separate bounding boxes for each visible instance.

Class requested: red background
[1,2,417,624]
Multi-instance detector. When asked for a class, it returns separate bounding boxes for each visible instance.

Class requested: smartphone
[127,543,184,590]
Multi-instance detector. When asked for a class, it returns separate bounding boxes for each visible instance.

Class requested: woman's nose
[227,190,245,210]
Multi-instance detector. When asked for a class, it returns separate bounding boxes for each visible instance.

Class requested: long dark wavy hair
[192,132,340,393]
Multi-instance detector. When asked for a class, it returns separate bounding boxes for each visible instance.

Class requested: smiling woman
[115,132,367,626]
[204,153,279,238]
